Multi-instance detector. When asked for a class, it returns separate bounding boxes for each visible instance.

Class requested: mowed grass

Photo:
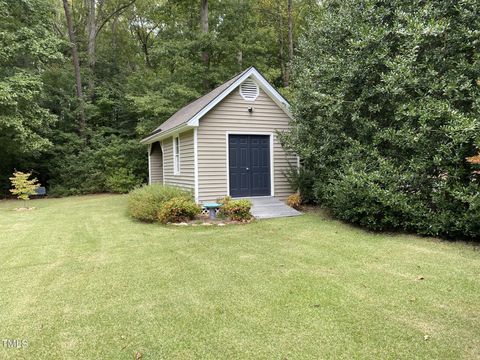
[0,195,479,359]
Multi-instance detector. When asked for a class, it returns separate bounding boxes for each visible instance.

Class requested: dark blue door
[229,135,270,197]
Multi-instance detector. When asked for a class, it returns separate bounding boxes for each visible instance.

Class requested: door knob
[246,167,249,171]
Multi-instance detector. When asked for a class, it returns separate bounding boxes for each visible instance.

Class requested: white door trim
[225,131,274,197]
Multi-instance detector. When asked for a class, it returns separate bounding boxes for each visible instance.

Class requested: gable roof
[141,67,291,144]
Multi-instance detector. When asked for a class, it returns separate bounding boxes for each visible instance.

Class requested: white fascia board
[140,123,196,144]
[252,71,293,119]
[187,68,292,127]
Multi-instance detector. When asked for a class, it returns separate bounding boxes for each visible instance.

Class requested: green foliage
[105,168,141,194]
[283,165,316,204]
[0,0,63,194]
[157,197,201,224]
[9,171,40,200]
[219,199,252,222]
[287,0,480,238]
[48,135,146,196]
[216,195,232,205]
[127,184,193,222]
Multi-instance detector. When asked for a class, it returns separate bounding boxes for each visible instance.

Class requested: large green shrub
[105,169,141,194]
[285,0,480,238]
[157,197,201,224]
[127,184,193,222]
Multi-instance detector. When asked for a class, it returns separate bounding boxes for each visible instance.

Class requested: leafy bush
[285,0,480,239]
[47,135,147,196]
[157,197,201,224]
[105,168,142,194]
[284,166,316,204]
[127,184,192,222]
[286,193,301,210]
[9,171,40,200]
[216,195,232,205]
[219,199,252,222]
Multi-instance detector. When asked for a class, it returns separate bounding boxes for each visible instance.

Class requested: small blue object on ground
[203,203,222,219]
[35,187,47,196]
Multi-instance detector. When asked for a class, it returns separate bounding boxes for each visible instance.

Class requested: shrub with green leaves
[219,199,252,222]
[105,168,142,194]
[127,184,193,222]
[157,197,201,224]
[284,166,316,204]
[284,0,480,238]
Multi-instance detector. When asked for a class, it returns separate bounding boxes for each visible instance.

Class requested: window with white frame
[173,136,180,175]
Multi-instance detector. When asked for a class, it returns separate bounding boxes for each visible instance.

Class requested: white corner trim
[147,144,152,185]
[187,67,292,128]
[225,131,275,197]
[193,128,199,203]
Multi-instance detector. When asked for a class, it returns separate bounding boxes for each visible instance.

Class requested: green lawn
[0,195,479,359]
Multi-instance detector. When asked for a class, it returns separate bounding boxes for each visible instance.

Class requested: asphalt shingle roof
[144,67,252,140]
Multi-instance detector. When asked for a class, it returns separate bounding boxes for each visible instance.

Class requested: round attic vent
[239,78,259,101]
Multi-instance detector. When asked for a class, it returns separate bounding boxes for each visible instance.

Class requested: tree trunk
[286,0,294,86]
[62,0,86,137]
[278,3,287,87]
[86,0,96,99]
[237,50,243,70]
[200,0,209,90]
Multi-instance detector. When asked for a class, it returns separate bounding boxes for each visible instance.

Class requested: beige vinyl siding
[149,142,163,184]
[197,85,296,203]
[161,130,195,191]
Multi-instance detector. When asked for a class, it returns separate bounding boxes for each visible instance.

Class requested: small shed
[141,67,298,204]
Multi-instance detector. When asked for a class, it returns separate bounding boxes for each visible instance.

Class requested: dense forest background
[1,0,316,196]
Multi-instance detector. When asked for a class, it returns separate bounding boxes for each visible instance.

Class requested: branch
[95,0,137,39]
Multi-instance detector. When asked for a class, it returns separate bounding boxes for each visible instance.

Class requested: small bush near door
[287,193,301,210]
[127,184,192,222]
[218,199,252,222]
[157,197,201,224]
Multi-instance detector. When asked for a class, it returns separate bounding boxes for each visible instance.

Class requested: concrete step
[245,197,302,219]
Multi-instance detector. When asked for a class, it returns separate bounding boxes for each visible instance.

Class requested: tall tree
[63,0,86,136]
[200,0,209,90]
[285,0,293,86]
[84,0,136,98]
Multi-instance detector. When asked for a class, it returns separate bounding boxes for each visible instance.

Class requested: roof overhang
[140,67,292,145]
[140,123,197,144]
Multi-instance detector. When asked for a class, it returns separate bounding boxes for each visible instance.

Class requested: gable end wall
[197,86,296,203]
